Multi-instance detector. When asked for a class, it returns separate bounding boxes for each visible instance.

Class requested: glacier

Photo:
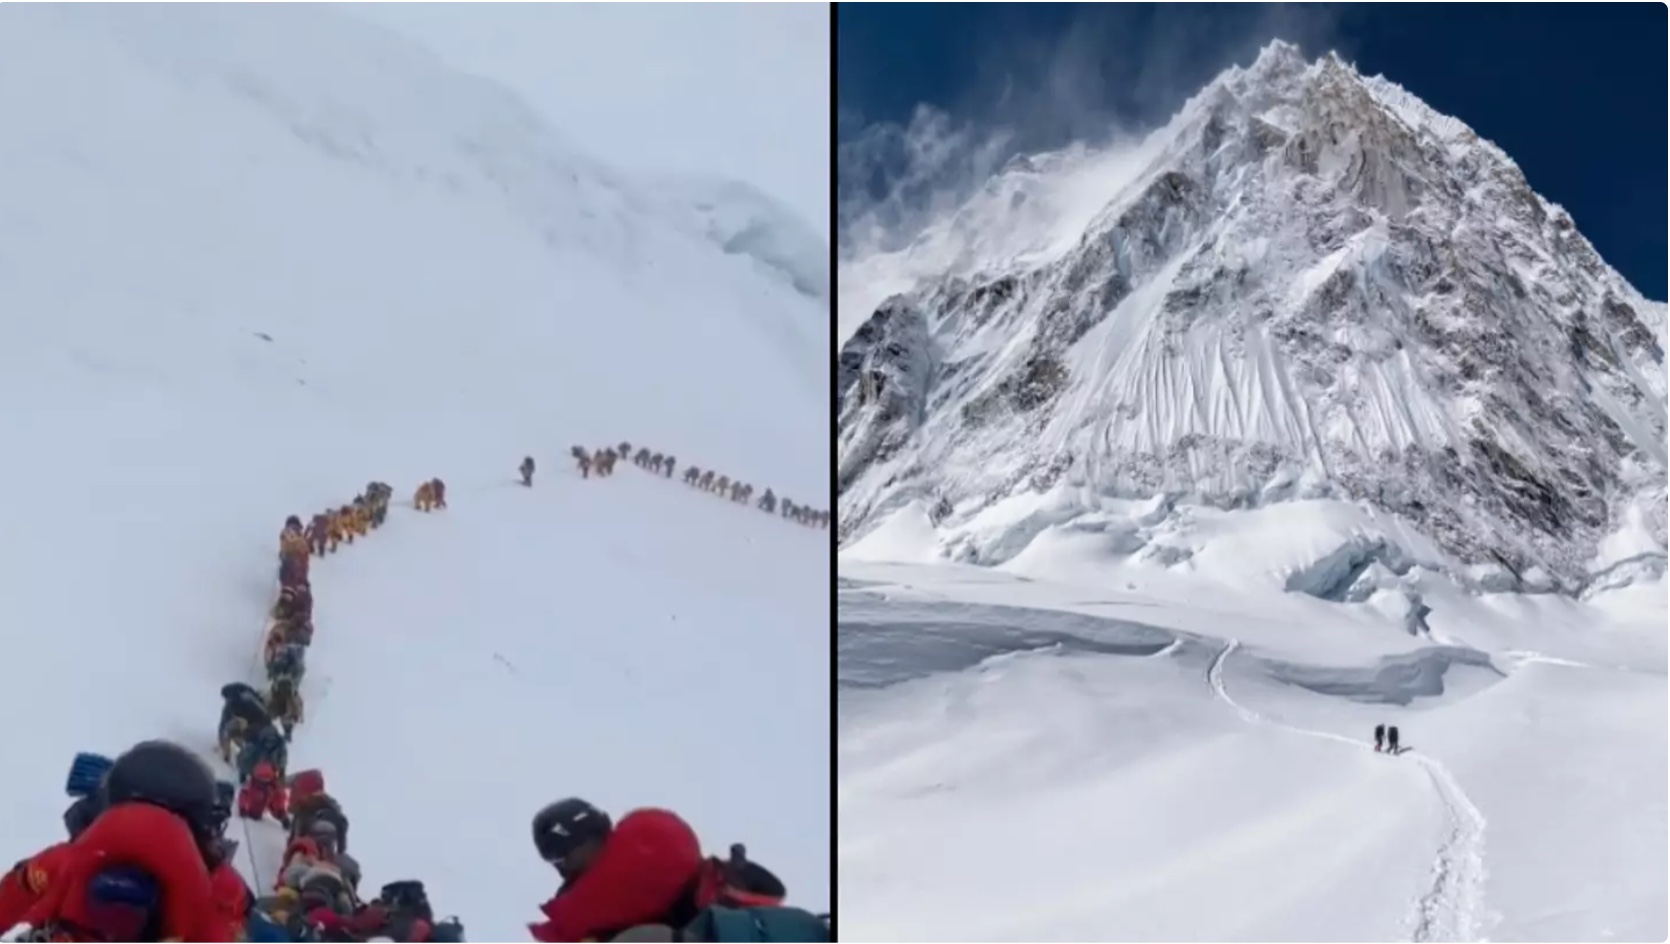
[0,3,829,940]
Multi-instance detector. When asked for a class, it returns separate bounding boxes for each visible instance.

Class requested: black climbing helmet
[105,740,220,841]
[531,798,612,863]
[379,880,432,919]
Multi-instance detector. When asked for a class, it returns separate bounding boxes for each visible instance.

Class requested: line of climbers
[0,469,830,942]
[227,482,464,941]
[561,442,829,531]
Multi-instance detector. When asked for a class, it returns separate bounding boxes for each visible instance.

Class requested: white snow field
[0,2,829,939]
[838,538,1666,942]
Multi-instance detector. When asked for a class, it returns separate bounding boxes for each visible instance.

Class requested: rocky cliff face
[836,41,1667,591]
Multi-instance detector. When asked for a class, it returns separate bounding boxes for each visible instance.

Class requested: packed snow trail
[1208,640,1489,942]
[1409,759,1488,943]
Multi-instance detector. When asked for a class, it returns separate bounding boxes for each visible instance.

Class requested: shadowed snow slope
[0,1,829,934]
[838,561,1665,942]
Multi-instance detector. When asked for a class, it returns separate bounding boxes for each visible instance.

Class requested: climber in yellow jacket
[349,497,370,537]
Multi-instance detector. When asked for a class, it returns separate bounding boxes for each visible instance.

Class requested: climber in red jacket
[526,799,703,943]
[210,852,253,941]
[0,741,225,942]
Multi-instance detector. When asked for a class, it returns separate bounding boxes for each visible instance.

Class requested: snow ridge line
[1207,639,1489,942]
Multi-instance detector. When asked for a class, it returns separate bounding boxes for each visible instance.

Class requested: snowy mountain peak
[837,42,1667,594]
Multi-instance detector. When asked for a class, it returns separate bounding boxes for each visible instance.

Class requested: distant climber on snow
[1387,725,1401,754]
[415,479,440,512]
[266,674,305,740]
[237,758,291,828]
[273,581,314,624]
[280,516,311,587]
[238,717,288,779]
[365,480,394,527]
[277,817,360,902]
[220,681,273,764]
[521,455,537,487]
[287,768,351,854]
[268,597,315,652]
[266,635,307,686]
[350,495,372,537]
[1373,723,1385,752]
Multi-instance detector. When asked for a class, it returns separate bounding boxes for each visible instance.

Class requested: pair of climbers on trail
[525,798,829,943]
[1373,724,1402,753]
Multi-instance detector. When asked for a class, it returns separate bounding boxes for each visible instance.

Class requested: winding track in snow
[1206,639,1488,942]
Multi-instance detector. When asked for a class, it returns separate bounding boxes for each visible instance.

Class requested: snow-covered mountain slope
[0,0,828,932]
[838,561,1666,942]
[836,41,1666,595]
[651,174,831,304]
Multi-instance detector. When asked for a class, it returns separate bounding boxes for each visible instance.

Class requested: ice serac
[657,176,830,302]
[836,40,1668,591]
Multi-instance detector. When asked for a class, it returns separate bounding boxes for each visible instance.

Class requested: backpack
[224,684,272,727]
[70,866,162,942]
[378,880,432,919]
[428,917,466,942]
[712,852,786,906]
[244,909,292,943]
[269,644,306,680]
[683,906,829,943]
[291,794,350,852]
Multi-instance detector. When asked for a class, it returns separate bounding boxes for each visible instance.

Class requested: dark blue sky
[837,3,1667,298]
